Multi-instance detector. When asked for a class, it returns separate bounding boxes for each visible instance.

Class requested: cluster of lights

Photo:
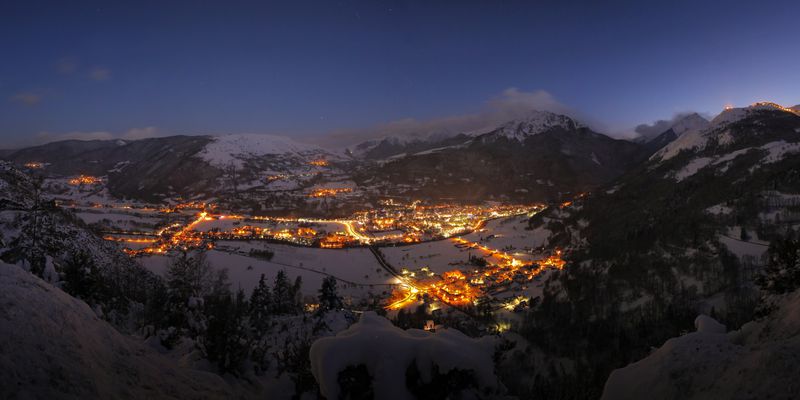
[353,202,544,242]
[308,159,330,167]
[320,233,356,248]
[266,174,289,182]
[68,175,102,185]
[750,101,799,115]
[24,162,43,169]
[308,188,353,198]
[387,238,566,311]
[105,200,545,257]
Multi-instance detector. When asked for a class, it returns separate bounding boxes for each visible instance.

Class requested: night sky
[1,0,799,147]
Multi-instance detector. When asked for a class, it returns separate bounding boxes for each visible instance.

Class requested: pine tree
[757,229,800,294]
[61,251,94,299]
[250,274,272,332]
[249,274,273,373]
[162,251,214,346]
[201,288,250,374]
[318,276,343,313]
[272,270,294,314]
[292,275,304,313]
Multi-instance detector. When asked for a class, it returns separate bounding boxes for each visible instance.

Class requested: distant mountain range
[2,104,797,205]
[351,110,647,202]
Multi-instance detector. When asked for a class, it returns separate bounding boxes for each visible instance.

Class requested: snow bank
[0,262,246,399]
[602,291,800,400]
[309,311,498,400]
[694,314,726,334]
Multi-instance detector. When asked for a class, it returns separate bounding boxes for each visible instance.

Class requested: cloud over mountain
[312,88,585,148]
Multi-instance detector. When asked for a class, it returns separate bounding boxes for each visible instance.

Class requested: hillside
[602,291,800,400]
[2,112,651,205]
[639,113,710,155]
[0,262,249,400]
[503,103,800,398]
[355,111,647,202]
[1,134,343,203]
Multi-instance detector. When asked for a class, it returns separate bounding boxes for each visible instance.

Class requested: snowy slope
[198,134,325,167]
[670,113,710,136]
[652,102,799,161]
[710,102,798,127]
[485,110,584,142]
[0,262,250,399]
[637,113,710,144]
[0,162,136,273]
[601,291,800,400]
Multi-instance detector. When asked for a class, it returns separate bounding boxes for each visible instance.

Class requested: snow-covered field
[75,211,163,228]
[382,215,550,274]
[718,227,769,259]
[138,243,394,301]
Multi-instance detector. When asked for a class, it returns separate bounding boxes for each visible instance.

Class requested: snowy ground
[382,215,550,274]
[602,290,800,400]
[0,262,260,400]
[718,227,769,259]
[138,243,395,302]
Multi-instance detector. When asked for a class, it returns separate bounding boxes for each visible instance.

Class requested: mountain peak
[490,110,583,141]
[670,113,710,136]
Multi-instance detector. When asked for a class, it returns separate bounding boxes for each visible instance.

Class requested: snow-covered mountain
[347,132,472,160]
[652,102,800,161]
[670,112,710,136]
[356,111,648,202]
[349,111,586,160]
[0,134,343,202]
[198,134,328,168]
[480,110,585,142]
[638,113,710,155]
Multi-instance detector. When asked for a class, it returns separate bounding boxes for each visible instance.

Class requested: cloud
[634,112,696,139]
[33,126,163,144]
[9,92,42,106]
[89,66,111,81]
[55,57,79,74]
[313,88,587,148]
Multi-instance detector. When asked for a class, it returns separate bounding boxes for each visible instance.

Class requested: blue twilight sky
[1,0,799,147]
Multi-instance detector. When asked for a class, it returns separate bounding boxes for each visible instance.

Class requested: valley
[4,4,800,399]
[3,101,800,400]
[41,170,564,314]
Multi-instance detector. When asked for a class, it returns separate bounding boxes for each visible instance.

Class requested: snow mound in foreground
[198,134,322,167]
[0,262,240,400]
[602,291,800,400]
[309,311,498,400]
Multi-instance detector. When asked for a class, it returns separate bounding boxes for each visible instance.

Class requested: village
[42,171,566,313]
